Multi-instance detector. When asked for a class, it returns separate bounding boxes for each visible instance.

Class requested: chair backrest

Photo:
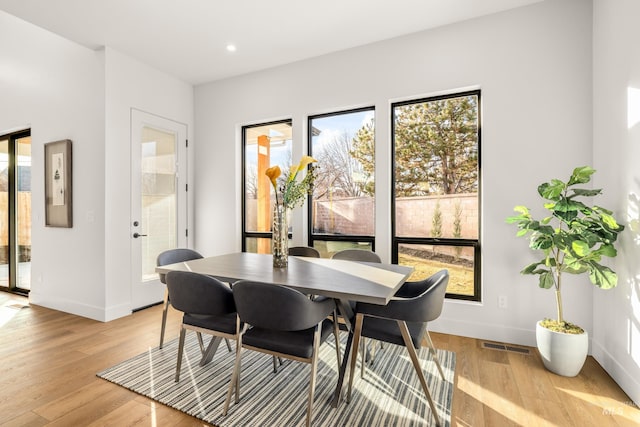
[232,281,335,331]
[331,249,381,263]
[359,270,449,323]
[156,248,203,284]
[288,246,320,258]
[165,270,235,316]
[393,269,449,323]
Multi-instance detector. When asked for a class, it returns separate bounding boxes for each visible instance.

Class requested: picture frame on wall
[45,139,73,227]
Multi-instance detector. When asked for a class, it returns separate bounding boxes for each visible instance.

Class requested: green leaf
[601,212,622,230]
[571,188,602,197]
[568,166,596,185]
[538,271,555,289]
[589,263,618,289]
[531,234,553,250]
[554,199,583,213]
[539,181,565,200]
[521,262,544,274]
[513,205,529,215]
[571,240,590,257]
[597,244,617,257]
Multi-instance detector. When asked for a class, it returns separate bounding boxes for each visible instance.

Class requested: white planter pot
[535,320,588,377]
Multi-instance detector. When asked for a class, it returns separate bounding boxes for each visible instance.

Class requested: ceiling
[0,0,542,85]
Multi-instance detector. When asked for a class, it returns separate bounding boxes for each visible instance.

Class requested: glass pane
[310,109,375,236]
[244,121,292,253]
[16,136,31,290]
[0,137,7,287]
[141,126,177,281]
[398,243,474,296]
[244,237,292,255]
[312,241,373,259]
[396,196,478,239]
[394,94,479,239]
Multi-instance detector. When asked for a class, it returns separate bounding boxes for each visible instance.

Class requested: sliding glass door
[0,129,31,294]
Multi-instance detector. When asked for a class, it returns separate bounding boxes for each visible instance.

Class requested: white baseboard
[592,340,640,408]
[28,291,131,322]
[431,315,538,348]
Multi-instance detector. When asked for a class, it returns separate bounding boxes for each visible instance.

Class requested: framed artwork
[45,139,73,227]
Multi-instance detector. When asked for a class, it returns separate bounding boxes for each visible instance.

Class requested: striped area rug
[97,333,455,426]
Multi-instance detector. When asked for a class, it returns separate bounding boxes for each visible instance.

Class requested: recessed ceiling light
[226,44,237,52]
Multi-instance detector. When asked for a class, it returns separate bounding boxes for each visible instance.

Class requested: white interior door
[131,109,188,309]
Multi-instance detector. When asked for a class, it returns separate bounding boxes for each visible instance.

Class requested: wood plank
[0,292,638,426]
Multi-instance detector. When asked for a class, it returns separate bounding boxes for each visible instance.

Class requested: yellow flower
[265,156,317,209]
[288,156,317,182]
[297,155,317,172]
[265,165,281,189]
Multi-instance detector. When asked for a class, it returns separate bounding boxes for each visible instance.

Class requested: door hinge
[185,229,189,237]
[186,139,189,147]
[186,183,188,192]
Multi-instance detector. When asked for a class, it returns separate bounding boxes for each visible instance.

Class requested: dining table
[155,251,414,407]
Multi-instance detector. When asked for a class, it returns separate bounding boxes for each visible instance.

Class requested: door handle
[133,232,148,238]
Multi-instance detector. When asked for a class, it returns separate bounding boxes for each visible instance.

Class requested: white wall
[104,48,194,320]
[0,11,194,322]
[0,10,107,319]
[593,0,640,406]
[195,0,593,345]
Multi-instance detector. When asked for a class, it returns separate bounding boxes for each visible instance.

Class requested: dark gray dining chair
[288,246,320,257]
[330,248,382,358]
[157,248,204,349]
[165,271,239,382]
[347,269,449,427]
[331,248,381,263]
[223,280,341,427]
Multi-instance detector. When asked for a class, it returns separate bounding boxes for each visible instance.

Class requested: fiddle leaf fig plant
[506,166,624,333]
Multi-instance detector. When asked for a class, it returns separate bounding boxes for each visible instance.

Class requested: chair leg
[397,320,441,427]
[347,313,364,403]
[360,338,365,379]
[424,330,445,380]
[332,311,341,368]
[223,335,243,416]
[200,336,223,366]
[196,333,205,354]
[306,324,322,427]
[159,291,170,348]
[175,327,187,382]
[225,338,232,352]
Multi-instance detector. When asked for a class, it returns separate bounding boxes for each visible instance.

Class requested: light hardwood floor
[1,292,638,427]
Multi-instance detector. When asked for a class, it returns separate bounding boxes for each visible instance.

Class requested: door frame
[130,109,189,310]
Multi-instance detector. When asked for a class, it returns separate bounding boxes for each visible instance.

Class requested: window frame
[241,119,293,252]
[307,107,376,253]
[0,128,31,295]
[390,90,482,302]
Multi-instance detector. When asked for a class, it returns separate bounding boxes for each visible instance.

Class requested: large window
[392,91,481,301]
[0,129,31,294]
[242,120,292,253]
[308,108,375,257]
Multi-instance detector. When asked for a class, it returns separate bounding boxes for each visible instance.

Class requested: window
[391,91,481,301]
[308,108,375,257]
[0,129,31,294]
[242,120,292,253]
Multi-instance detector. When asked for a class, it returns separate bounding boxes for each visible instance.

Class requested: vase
[536,320,588,377]
[272,200,289,268]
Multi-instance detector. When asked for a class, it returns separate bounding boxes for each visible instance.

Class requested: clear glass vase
[272,200,289,268]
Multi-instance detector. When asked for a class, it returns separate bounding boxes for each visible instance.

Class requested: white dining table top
[156,252,414,305]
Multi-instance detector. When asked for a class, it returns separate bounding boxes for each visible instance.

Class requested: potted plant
[506,166,624,376]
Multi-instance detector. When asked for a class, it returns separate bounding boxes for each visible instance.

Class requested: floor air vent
[482,341,531,355]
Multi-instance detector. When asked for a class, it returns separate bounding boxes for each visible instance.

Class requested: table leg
[331,298,355,408]
[331,326,354,407]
